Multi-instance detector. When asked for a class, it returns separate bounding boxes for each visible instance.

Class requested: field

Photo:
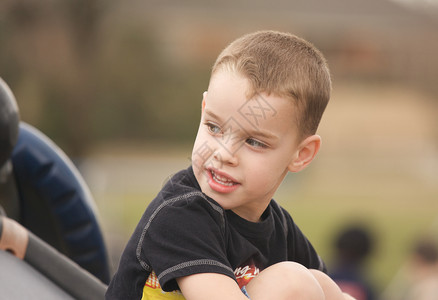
[83,147,438,295]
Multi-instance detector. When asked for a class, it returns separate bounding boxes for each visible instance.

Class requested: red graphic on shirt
[234,259,261,288]
[145,271,160,289]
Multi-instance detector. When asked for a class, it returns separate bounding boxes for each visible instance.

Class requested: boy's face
[191,69,317,222]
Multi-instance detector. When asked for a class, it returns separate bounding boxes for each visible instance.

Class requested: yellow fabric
[141,271,186,300]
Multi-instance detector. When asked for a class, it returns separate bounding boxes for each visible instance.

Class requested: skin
[191,68,321,222]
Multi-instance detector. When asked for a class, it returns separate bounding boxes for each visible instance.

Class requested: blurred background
[1,0,438,297]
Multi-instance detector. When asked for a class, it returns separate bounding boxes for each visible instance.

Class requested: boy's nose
[213,147,239,167]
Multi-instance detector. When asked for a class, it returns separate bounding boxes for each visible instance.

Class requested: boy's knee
[309,269,346,300]
[247,262,324,300]
[273,262,323,294]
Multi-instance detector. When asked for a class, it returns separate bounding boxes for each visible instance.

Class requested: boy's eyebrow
[247,127,279,141]
[204,109,223,122]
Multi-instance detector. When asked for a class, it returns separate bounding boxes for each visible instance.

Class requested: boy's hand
[177,273,248,300]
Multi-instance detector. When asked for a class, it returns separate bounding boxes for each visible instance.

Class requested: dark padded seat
[9,122,110,283]
[1,76,110,291]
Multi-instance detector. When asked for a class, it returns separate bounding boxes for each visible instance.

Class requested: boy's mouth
[210,169,237,186]
[206,168,240,193]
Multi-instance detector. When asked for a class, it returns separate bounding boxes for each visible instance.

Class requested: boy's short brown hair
[212,30,331,138]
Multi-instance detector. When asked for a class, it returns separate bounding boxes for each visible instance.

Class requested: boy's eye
[206,122,222,135]
[246,138,268,149]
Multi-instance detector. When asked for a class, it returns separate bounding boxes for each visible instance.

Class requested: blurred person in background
[383,237,438,300]
[329,225,377,300]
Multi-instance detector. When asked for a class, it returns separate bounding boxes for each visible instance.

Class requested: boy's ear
[288,135,321,173]
[201,91,207,113]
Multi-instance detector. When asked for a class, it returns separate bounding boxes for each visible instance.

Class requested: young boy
[106,30,354,300]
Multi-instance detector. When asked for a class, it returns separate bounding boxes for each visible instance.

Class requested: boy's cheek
[191,155,203,173]
[191,142,210,171]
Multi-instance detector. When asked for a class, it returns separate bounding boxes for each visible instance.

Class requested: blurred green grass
[94,165,438,294]
[279,192,438,292]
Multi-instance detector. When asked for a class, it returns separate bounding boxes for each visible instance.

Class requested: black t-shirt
[106,166,325,299]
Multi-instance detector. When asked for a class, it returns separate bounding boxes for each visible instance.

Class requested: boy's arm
[177,273,248,300]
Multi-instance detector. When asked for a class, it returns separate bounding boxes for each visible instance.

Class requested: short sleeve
[138,193,235,291]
